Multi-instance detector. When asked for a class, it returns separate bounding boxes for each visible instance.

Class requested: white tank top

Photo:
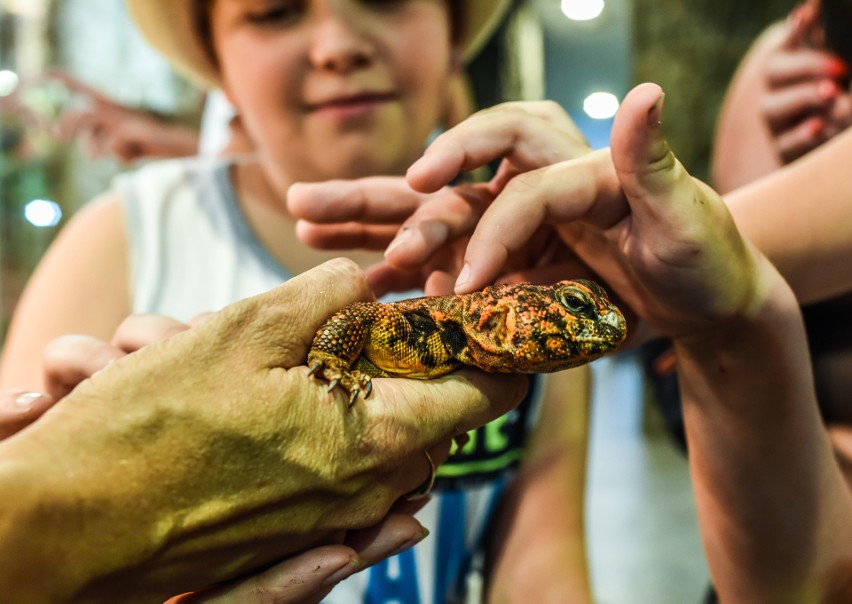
[116,156,291,321]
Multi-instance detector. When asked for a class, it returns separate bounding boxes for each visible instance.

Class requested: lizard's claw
[307,351,373,405]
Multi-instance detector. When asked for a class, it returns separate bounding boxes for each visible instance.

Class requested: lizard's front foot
[307,351,373,406]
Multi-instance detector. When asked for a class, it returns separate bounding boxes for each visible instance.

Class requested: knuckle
[532,99,566,118]
[42,335,99,370]
[356,414,416,468]
[504,169,545,197]
[113,313,186,348]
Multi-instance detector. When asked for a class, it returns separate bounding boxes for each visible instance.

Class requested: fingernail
[321,559,361,588]
[818,80,839,100]
[385,227,412,257]
[406,495,432,514]
[827,58,849,78]
[405,159,421,177]
[454,263,471,291]
[406,152,434,177]
[15,392,49,409]
[389,528,430,557]
[807,117,825,137]
[647,92,665,127]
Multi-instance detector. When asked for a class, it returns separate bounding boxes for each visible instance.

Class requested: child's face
[210,0,457,189]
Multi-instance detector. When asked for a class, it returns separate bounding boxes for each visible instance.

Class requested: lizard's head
[463,280,627,373]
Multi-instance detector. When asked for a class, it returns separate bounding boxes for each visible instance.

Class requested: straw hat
[126,0,513,89]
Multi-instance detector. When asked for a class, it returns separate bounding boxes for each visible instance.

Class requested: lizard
[307,279,627,404]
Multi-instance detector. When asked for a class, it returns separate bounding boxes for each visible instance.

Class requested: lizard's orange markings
[308,280,627,402]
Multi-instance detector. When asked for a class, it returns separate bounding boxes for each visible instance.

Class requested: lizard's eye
[559,288,596,319]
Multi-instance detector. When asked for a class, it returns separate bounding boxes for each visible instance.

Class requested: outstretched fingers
[406,101,590,194]
[288,177,428,251]
[288,177,424,225]
[454,149,625,293]
[288,101,594,289]
[382,183,491,269]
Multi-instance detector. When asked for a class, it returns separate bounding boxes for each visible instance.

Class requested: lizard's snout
[600,309,627,343]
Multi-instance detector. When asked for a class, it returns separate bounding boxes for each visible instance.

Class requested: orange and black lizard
[308,280,627,404]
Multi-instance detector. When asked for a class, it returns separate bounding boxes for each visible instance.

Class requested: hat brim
[126,0,512,89]
[460,0,513,62]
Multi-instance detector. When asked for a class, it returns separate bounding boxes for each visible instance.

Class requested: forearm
[674,278,852,601]
[0,428,160,603]
[0,371,332,603]
[485,370,592,604]
[726,128,852,305]
[0,458,72,603]
[0,409,185,603]
[485,453,591,604]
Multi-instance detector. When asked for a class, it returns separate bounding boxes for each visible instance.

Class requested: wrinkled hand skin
[308,280,626,402]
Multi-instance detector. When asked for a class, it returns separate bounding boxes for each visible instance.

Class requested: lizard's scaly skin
[307,280,627,402]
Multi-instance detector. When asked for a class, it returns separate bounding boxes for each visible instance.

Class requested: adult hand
[761,4,852,162]
[288,101,592,295]
[0,258,527,603]
[5,314,436,604]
